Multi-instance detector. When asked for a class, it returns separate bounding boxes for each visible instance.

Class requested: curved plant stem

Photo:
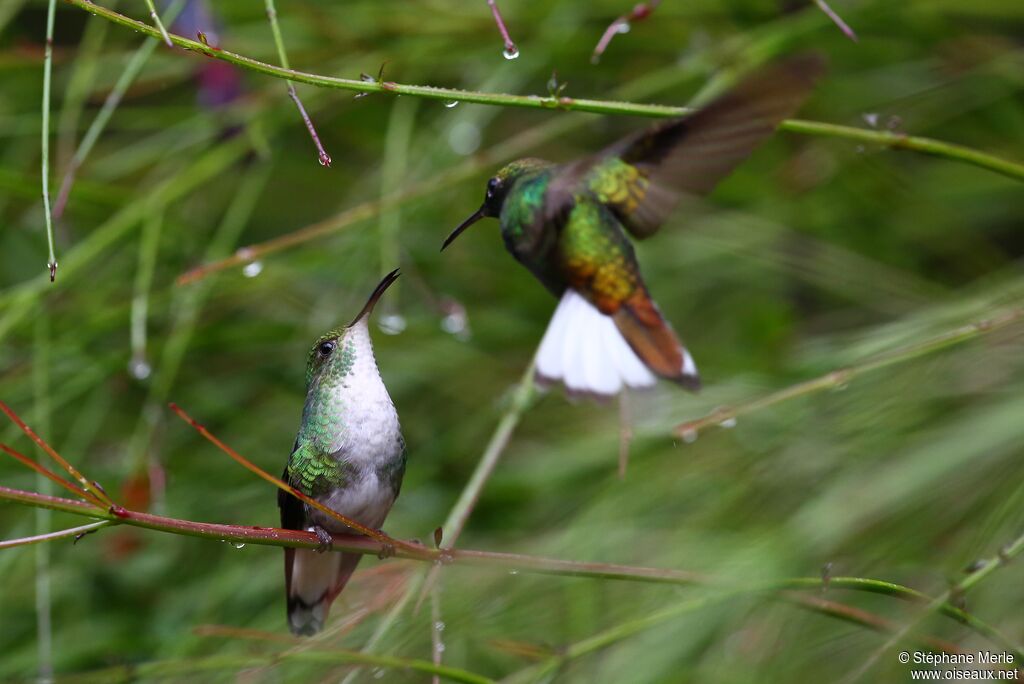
[174,47,726,284]
[591,0,661,64]
[0,400,114,507]
[264,0,331,166]
[41,0,57,281]
[0,444,102,506]
[439,363,536,547]
[674,306,1024,439]
[350,363,548,682]
[1,485,1018,659]
[0,122,262,343]
[844,528,1024,683]
[167,402,414,552]
[0,520,111,549]
[502,588,969,684]
[63,0,1024,182]
[0,483,704,580]
[777,577,1023,660]
[414,363,536,610]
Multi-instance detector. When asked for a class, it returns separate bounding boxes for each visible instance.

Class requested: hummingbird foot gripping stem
[376,533,396,560]
[311,525,333,554]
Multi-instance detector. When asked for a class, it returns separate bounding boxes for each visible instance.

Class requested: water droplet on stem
[242,261,263,278]
[502,46,519,60]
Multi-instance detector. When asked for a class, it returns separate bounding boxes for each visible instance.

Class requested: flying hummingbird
[442,55,824,397]
[278,269,406,636]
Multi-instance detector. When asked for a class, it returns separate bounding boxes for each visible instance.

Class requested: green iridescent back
[288,330,359,494]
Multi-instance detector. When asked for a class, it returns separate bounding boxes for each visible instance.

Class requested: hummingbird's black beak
[348,268,400,327]
[441,205,486,252]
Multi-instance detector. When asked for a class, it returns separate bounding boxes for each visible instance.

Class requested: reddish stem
[813,0,858,43]
[167,403,416,552]
[287,85,332,166]
[0,443,104,507]
[0,401,114,506]
[591,1,661,64]
[486,0,517,55]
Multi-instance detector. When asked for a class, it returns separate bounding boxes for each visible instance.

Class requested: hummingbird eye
[486,177,499,198]
[317,340,337,357]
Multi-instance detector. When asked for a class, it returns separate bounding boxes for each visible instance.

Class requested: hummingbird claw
[377,535,396,560]
[312,525,334,553]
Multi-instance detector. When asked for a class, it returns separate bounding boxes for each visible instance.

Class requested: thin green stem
[33,310,54,683]
[64,0,1024,183]
[264,0,331,166]
[42,0,57,281]
[52,0,187,219]
[414,363,537,611]
[142,0,172,47]
[503,588,971,684]
[442,363,537,548]
[175,69,676,284]
[0,521,111,550]
[0,120,260,343]
[129,204,163,377]
[341,571,425,684]
[1,485,1017,659]
[845,527,1024,683]
[129,163,273,478]
[56,0,110,188]
[503,591,744,683]
[674,306,1024,439]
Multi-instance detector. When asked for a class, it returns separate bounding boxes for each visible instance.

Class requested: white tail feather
[536,290,658,396]
[288,549,342,635]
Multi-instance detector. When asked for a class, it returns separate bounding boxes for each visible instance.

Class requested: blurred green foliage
[1,0,1023,681]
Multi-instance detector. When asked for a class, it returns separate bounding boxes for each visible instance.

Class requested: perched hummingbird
[443,55,824,397]
[278,269,406,636]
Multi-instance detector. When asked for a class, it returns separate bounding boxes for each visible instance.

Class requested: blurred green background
[1,0,1023,681]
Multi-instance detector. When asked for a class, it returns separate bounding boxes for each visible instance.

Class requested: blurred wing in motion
[549,53,825,240]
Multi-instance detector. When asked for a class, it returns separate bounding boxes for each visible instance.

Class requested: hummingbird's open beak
[348,268,400,327]
[441,205,486,252]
